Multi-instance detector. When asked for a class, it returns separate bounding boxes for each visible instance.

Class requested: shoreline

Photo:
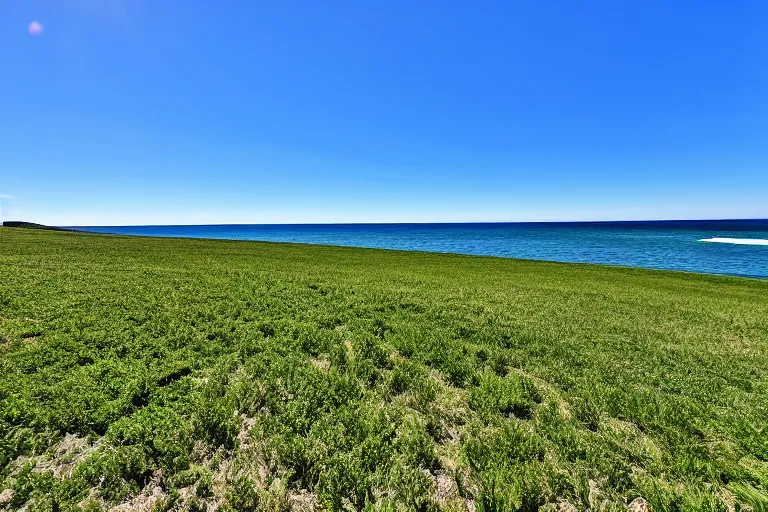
[3,224,767,281]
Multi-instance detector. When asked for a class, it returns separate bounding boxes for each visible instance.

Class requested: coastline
[64,219,768,279]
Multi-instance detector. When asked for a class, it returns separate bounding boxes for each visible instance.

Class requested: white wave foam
[699,238,768,246]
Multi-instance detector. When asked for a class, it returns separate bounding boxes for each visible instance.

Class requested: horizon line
[40,216,768,228]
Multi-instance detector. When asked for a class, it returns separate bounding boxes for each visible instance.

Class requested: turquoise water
[73,220,768,278]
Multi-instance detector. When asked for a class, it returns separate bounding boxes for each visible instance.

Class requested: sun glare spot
[28,21,44,36]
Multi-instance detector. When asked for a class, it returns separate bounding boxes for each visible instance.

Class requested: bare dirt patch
[110,471,166,512]
[39,433,100,478]
[288,490,319,512]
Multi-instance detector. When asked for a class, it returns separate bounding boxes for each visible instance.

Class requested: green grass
[1,228,767,511]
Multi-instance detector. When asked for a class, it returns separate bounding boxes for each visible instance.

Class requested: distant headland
[1,221,72,231]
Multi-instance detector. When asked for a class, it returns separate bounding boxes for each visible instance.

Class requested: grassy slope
[0,228,767,511]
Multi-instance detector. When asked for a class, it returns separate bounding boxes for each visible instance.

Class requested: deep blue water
[72,220,768,278]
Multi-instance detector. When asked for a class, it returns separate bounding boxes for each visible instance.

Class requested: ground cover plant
[0,227,767,511]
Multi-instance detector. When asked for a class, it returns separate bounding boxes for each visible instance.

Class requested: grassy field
[1,228,767,511]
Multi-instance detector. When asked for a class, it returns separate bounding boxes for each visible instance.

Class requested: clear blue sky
[2,1,766,225]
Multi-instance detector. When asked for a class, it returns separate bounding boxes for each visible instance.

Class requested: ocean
[72,219,768,278]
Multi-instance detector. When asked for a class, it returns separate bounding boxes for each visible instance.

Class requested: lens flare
[28,21,44,36]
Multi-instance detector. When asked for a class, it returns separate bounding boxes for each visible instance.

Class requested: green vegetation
[1,228,767,511]
[0,222,69,230]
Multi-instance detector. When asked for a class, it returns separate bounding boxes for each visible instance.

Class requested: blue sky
[1,1,766,225]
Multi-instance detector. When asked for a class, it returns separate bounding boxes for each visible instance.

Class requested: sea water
[73,220,768,278]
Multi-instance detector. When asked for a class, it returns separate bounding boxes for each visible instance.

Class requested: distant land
[1,221,73,231]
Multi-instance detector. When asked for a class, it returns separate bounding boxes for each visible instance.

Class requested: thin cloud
[0,194,14,199]
[28,21,44,36]
[75,0,145,45]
